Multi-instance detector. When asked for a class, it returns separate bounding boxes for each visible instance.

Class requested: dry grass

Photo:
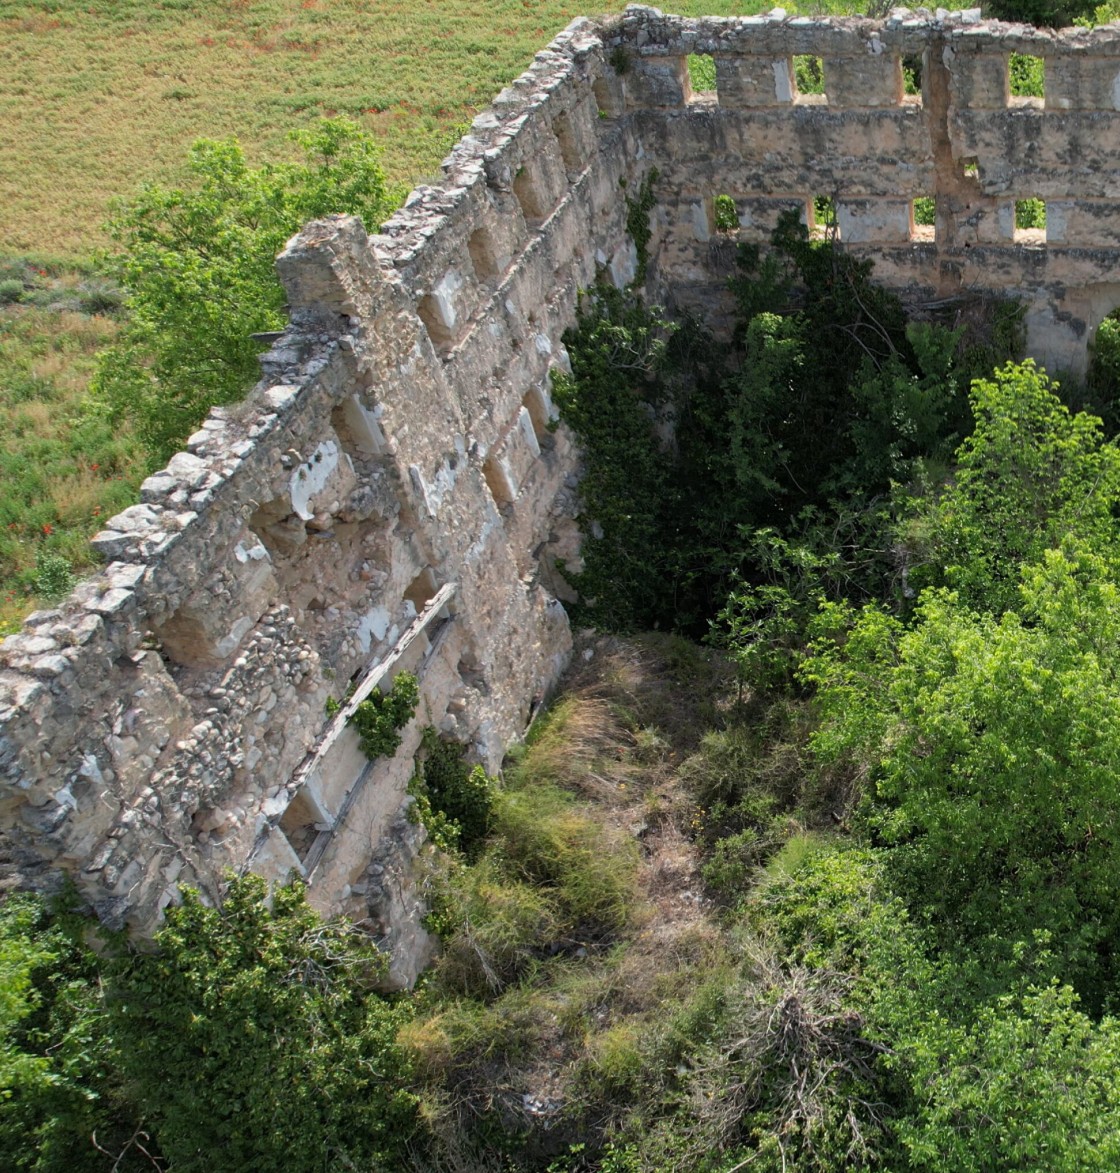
[402,636,748,1159]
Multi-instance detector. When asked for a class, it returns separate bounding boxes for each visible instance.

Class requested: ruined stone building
[3,7,1120,985]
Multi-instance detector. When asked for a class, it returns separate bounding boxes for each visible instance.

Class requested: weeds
[401,635,846,1168]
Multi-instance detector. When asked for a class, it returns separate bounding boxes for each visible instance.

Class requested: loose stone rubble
[3,7,1120,984]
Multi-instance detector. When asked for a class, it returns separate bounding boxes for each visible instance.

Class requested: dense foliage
[110,876,416,1173]
[11,97,1120,1173]
[1,878,419,1173]
[552,212,1018,636]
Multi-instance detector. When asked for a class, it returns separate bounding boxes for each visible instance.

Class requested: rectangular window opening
[483,455,516,508]
[902,53,923,101]
[811,195,838,239]
[592,76,615,119]
[713,193,738,234]
[794,55,826,102]
[404,567,438,614]
[687,53,716,98]
[522,385,554,447]
[552,111,582,173]
[513,166,548,227]
[468,226,501,283]
[279,787,330,865]
[1015,198,1046,242]
[417,293,455,357]
[961,156,980,179]
[1009,53,1044,100]
[911,197,936,241]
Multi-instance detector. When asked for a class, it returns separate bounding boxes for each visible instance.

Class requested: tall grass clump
[492,783,639,938]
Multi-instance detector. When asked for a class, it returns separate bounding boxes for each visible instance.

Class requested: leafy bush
[0,894,149,1173]
[31,550,75,601]
[911,196,935,226]
[110,875,418,1173]
[986,0,1095,27]
[550,285,678,630]
[1015,196,1047,229]
[713,193,738,233]
[0,279,24,305]
[687,53,716,93]
[1009,52,1045,98]
[805,540,1120,995]
[410,728,495,859]
[897,359,1120,613]
[350,670,419,760]
[95,118,397,462]
[1086,310,1120,430]
[896,982,1120,1172]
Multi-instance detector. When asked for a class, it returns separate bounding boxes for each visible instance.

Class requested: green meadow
[0,0,789,631]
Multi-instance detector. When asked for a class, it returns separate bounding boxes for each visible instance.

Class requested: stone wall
[0,17,637,987]
[4,7,1120,984]
[616,6,1120,375]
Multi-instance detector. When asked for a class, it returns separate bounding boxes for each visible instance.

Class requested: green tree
[897,981,1120,1172]
[0,894,149,1173]
[805,541,1120,993]
[110,874,418,1173]
[899,359,1120,614]
[95,119,396,462]
[551,285,680,630]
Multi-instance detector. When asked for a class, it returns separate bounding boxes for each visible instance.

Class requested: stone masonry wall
[3,7,1120,985]
[0,17,637,987]
[616,6,1120,375]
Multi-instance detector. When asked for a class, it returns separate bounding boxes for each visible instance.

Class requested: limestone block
[835,199,913,243]
[276,215,383,322]
[946,44,1008,109]
[1044,200,1120,247]
[715,55,794,107]
[592,68,626,118]
[1046,56,1120,112]
[823,52,903,107]
[626,56,689,108]
[552,94,600,174]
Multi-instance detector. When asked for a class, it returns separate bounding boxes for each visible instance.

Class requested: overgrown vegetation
[551,210,1018,636]
[8,1,1120,1169]
[95,117,397,461]
[349,670,420,761]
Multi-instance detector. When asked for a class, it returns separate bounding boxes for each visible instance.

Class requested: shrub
[411,728,495,859]
[0,279,24,305]
[350,670,419,760]
[110,874,418,1173]
[713,193,738,233]
[76,279,124,316]
[31,550,75,601]
[0,894,148,1173]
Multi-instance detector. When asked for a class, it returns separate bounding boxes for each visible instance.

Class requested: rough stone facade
[3,8,1120,984]
[621,7,1120,374]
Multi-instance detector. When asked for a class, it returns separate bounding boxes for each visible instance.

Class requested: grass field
[0,0,830,632]
[0,0,775,258]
